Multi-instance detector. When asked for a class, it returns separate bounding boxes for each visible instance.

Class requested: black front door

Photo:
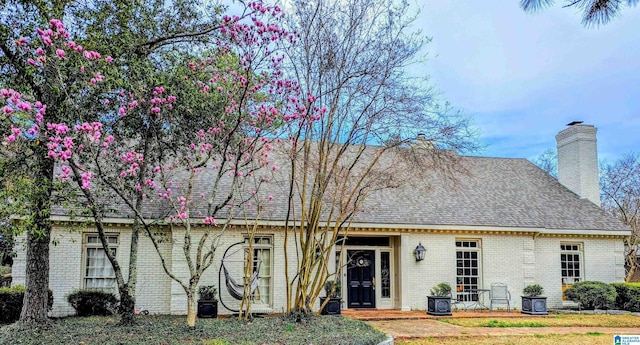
[347,250,375,308]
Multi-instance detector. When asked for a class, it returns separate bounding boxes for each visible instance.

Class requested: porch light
[414,242,426,261]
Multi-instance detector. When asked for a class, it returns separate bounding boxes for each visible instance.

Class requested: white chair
[489,283,511,312]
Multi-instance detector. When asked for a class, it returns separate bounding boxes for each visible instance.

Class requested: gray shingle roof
[355,156,628,231]
[53,149,629,232]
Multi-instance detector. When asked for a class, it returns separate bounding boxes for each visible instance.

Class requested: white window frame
[455,239,482,301]
[82,233,118,292]
[244,236,273,307]
[561,243,583,300]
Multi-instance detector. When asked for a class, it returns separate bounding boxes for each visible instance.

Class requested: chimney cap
[567,121,584,126]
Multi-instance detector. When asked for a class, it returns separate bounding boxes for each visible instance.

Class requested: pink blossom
[17,102,31,111]
[50,19,64,29]
[55,49,65,58]
[36,47,45,56]
[81,172,94,189]
[60,166,71,179]
[119,107,126,116]
[105,56,113,63]
[27,58,38,66]
[2,106,12,114]
[6,135,15,143]
[151,107,161,114]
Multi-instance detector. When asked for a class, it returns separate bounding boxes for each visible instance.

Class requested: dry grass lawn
[440,314,640,328]
[399,333,613,345]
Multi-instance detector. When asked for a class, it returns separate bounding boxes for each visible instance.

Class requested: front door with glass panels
[347,250,376,308]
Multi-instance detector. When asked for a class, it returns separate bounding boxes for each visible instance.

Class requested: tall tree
[0,0,247,325]
[281,0,478,314]
[2,1,298,327]
[520,0,640,26]
[601,153,640,281]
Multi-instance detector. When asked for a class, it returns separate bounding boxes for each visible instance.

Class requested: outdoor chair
[489,283,511,312]
[450,293,466,311]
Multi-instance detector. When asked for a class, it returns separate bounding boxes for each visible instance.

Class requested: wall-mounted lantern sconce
[414,242,426,261]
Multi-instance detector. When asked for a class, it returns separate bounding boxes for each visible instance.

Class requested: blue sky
[416,1,640,162]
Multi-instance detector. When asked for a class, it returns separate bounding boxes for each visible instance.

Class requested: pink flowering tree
[1,1,298,327]
[0,0,239,324]
[0,15,121,323]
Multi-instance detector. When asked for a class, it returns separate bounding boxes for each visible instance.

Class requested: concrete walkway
[343,309,640,340]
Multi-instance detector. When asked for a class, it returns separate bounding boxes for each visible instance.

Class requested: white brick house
[12,123,630,316]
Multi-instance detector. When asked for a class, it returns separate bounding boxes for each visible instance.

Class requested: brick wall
[13,224,626,316]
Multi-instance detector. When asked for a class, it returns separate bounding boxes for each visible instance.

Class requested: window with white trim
[456,240,481,301]
[244,236,272,306]
[83,234,118,292]
[561,243,583,300]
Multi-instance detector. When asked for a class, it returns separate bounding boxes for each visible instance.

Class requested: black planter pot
[197,300,218,318]
[427,296,452,316]
[320,297,342,315]
[521,296,548,315]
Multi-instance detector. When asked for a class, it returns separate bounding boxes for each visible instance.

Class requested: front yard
[440,313,640,327]
[394,313,640,345]
[401,333,615,345]
[0,315,386,345]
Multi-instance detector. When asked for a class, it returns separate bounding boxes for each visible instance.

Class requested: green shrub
[523,284,544,297]
[198,285,218,301]
[430,282,452,296]
[67,289,118,316]
[323,280,341,298]
[0,285,54,323]
[611,282,640,311]
[564,281,617,310]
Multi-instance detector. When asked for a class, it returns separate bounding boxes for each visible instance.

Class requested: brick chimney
[555,122,600,206]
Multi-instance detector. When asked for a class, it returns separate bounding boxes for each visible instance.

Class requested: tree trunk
[19,157,53,324]
[118,285,136,325]
[186,293,197,327]
[119,223,141,325]
[19,222,51,323]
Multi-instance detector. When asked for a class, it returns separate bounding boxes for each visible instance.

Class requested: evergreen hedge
[67,289,118,316]
[0,285,53,323]
[564,281,617,310]
[611,282,640,312]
